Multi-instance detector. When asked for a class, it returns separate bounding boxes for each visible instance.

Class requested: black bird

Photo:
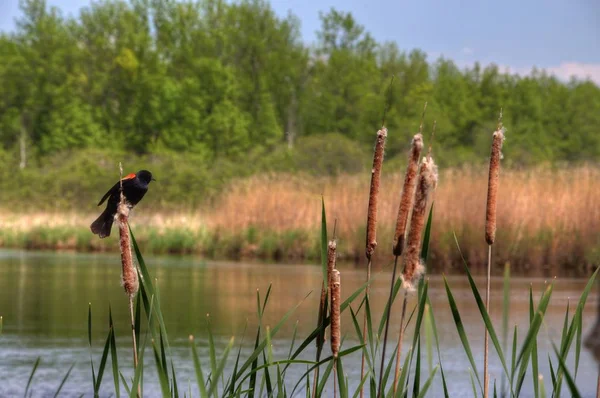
[90,170,155,238]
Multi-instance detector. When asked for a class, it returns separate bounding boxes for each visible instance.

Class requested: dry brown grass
[1,166,598,274]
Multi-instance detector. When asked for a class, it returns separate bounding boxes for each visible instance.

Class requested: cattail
[485,127,505,245]
[330,269,341,359]
[118,203,138,296]
[365,128,387,260]
[327,239,337,288]
[392,134,424,255]
[402,156,438,291]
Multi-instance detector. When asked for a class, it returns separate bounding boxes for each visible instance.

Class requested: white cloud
[461,47,474,56]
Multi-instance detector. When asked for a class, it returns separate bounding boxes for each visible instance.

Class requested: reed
[117,163,140,397]
[331,269,341,398]
[484,115,505,398]
[402,155,438,289]
[391,130,425,394]
[360,127,387,398]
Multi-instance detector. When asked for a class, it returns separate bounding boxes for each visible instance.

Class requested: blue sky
[2,0,599,82]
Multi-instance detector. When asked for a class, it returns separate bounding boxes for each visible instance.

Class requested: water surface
[0,250,597,397]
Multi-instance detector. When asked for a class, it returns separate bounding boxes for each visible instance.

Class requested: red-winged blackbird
[90,170,155,238]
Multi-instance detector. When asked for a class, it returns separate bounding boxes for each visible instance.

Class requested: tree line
[1,0,599,170]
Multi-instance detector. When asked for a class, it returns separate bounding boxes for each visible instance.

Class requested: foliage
[0,0,599,171]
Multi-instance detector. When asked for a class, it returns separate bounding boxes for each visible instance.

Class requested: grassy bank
[1,166,598,276]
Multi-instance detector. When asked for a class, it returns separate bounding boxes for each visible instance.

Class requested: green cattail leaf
[88,303,96,388]
[190,336,208,398]
[418,203,434,295]
[352,372,370,398]
[548,355,556,389]
[416,365,438,398]
[443,276,483,394]
[552,343,582,398]
[25,357,40,398]
[425,296,449,398]
[413,336,422,398]
[95,326,113,393]
[172,362,179,398]
[53,363,75,398]
[207,337,234,397]
[510,325,517,380]
[108,306,120,398]
[119,372,131,396]
[379,341,397,396]
[336,357,348,398]
[529,287,539,398]
[455,234,512,391]
[316,358,335,397]
[378,276,403,337]
[320,197,328,281]
[468,369,477,398]
[395,347,412,397]
[151,339,171,397]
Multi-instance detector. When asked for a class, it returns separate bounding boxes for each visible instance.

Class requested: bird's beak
[152,178,157,182]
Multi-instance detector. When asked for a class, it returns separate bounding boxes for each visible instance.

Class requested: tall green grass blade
[416,365,438,398]
[190,336,208,398]
[263,330,273,397]
[88,303,97,388]
[552,343,582,398]
[337,358,348,398]
[229,323,247,396]
[380,342,397,397]
[135,291,141,357]
[24,357,40,398]
[94,326,113,394]
[53,363,75,398]
[119,372,131,396]
[152,339,172,397]
[207,337,234,397]
[443,276,483,394]
[501,263,510,398]
[455,234,512,391]
[468,369,477,398]
[320,196,328,280]
[352,372,370,398]
[316,359,335,397]
[510,325,517,379]
[425,296,449,398]
[424,304,433,373]
[350,306,373,372]
[413,336,422,398]
[529,287,539,398]
[418,204,434,295]
[548,356,556,390]
[109,306,120,398]
[172,362,179,398]
[395,347,412,398]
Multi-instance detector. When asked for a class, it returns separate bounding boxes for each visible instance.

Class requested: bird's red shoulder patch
[122,173,136,180]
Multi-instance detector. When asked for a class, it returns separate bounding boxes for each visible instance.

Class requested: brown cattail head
[366,128,388,260]
[401,156,438,291]
[392,134,424,256]
[327,239,337,288]
[485,127,505,245]
[118,201,138,297]
[330,269,341,358]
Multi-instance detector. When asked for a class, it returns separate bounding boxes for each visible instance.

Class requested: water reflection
[0,250,597,396]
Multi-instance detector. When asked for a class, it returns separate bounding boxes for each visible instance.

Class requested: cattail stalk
[331,269,341,398]
[366,128,387,260]
[393,134,424,255]
[361,127,387,398]
[313,238,337,396]
[401,156,438,291]
[484,117,505,398]
[118,163,140,387]
[330,269,341,359]
[393,290,408,393]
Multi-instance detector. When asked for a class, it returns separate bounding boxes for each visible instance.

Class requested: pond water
[0,249,598,397]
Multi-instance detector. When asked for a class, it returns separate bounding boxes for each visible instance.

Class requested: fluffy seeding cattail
[330,269,341,359]
[365,128,387,260]
[485,127,505,245]
[401,156,438,291]
[118,203,138,297]
[392,134,424,256]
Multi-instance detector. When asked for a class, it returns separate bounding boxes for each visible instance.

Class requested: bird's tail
[90,207,115,238]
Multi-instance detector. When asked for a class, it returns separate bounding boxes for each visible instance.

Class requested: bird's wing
[97,174,136,206]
